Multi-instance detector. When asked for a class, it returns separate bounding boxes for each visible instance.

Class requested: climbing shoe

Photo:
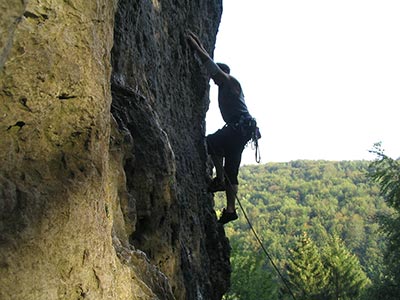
[207,178,225,193]
[218,209,238,224]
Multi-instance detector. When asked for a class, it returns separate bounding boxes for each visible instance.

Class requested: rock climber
[187,32,259,224]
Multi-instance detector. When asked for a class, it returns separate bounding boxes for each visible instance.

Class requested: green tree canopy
[223,241,279,300]
[365,144,400,299]
[324,236,370,300]
[286,232,329,300]
[214,160,390,299]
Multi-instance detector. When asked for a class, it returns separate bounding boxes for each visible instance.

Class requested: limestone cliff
[0,1,230,299]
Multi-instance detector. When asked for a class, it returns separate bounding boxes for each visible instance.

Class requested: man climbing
[187,32,258,224]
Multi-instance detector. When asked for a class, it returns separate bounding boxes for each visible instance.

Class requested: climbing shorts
[206,125,250,185]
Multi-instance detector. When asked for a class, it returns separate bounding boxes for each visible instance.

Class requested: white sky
[206,0,400,164]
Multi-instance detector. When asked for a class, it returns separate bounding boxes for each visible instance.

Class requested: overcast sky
[206,0,400,164]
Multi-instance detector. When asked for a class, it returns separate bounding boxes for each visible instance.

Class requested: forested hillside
[215,160,392,299]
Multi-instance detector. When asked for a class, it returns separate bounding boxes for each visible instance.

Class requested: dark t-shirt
[218,76,251,124]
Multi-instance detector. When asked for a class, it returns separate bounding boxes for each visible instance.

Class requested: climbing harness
[230,116,262,163]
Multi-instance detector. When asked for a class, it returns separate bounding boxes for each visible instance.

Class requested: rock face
[0,0,230,299]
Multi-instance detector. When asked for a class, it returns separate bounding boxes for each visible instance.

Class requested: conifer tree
[323,236,370,300]
[365,144,400,299]
[286,232,329,300]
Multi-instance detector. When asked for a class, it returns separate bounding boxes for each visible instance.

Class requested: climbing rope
[223,174,297,300]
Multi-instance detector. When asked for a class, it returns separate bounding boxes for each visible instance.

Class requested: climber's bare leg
[225,184,237,213]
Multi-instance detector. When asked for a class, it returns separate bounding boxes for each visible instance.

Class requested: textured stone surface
[111,0,230,299]
[1,0,229,299]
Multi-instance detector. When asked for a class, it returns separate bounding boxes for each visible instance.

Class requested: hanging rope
[223,173,297,300]
[247,117,262,163]
[251,134,261,163]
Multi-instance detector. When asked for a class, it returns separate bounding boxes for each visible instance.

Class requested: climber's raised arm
[187,32,229,85]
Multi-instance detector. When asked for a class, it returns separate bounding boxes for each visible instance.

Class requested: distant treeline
[216,159,397,300]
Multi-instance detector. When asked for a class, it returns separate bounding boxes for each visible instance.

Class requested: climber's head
[217,63,230,74]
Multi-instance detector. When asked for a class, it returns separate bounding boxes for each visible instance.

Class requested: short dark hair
[217,63,230,74]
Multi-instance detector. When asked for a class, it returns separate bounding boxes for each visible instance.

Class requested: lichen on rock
[0,0,230,299]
